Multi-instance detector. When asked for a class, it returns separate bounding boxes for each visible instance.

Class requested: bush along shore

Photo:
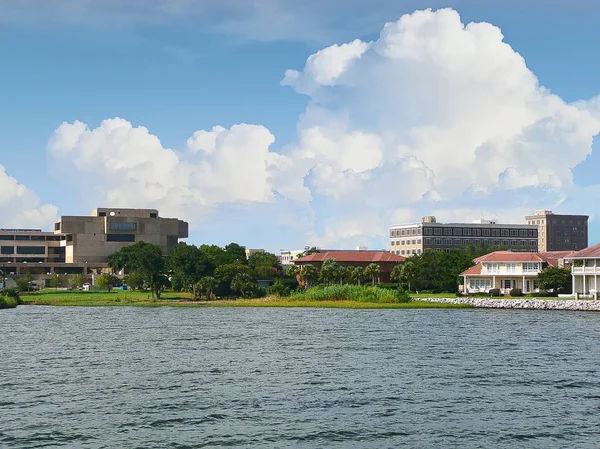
[0,288,21,309]
[418,296,600,311]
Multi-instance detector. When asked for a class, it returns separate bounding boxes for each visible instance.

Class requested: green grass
[290,285,402,303]
[409,292,459,298]
[20,288,471,309]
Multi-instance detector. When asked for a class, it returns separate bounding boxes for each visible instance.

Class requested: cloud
[48,118,305,224]
[0,165,58,229]
[42,7,600,249]
[279,8,600,232]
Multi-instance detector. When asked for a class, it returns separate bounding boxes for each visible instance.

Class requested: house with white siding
[566,243,600,296]
[460,251,573,294]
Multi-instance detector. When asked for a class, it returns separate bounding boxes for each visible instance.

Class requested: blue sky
[1,0,599,252]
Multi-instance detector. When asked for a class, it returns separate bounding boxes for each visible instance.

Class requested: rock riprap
[418,297,600,311]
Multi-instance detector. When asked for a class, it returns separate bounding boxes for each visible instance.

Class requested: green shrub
[488,288,501,297]
[290,285,399,303]
[0,288,20,309]
[395,287,411,303]
[269,281,291,297]
[510,288,523,297]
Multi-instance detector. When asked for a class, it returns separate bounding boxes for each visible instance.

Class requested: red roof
[474,251,544,263]
[294,250,405,263]
[567,242,600,259]
[538,251,575,267]
[460,264,483,276]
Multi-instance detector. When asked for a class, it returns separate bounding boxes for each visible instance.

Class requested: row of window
[392,249,422,256]
[106,234,135,242]
[390,227,422,237]
[0,246,46,255]
[391,239,421,246]
[391,227,538,238]
[0,235,61,241]
[423,238,537,247]
[528,219,585,226]
[108,222,137,231]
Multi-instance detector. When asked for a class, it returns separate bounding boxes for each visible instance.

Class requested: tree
[68,274,86,290]
[95,274,121,291]
[109,242,165,299]
[123,270,145,291]
[319,259,339,286]
[348,266,365,286]
[400,258,418,291]
[214,262,256,297]
[390,263,403,283]
[537,266,572,293]
[299,265,319,289]
[230,273,255,298]
[334,265,347,285]
[166,243,212,299]
[224,243,248,264]
[248,251,280,270]
[48,274,61,290]
[15,275,31,293]
[285,265,299,279]
[197,276,217,299]
[364,263,381,286]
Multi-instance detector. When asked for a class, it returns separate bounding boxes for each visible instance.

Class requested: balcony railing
[573,267,600,274]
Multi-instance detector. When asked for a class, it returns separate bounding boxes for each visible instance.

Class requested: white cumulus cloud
[0,165,58,229]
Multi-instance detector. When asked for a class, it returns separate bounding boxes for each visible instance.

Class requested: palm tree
[299,265,319,289]
[348,266,365,286]
[390,263,403,283]
[364,263,381,286]
[319,258,339,286]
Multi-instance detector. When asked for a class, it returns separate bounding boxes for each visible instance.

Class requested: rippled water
[2,306,600,448]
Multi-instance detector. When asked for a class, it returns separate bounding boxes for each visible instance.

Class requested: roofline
[390,223,537,229]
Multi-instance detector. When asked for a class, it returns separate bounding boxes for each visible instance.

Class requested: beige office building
[390,216,538,256]
[0,208,188,278]
[525,210,588,252]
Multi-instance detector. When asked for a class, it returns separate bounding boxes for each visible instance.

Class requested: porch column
[583,275,587,294]
[464,275,468,293]
[522,276,526,293]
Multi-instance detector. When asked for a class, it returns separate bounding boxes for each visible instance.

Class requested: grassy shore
[20,289,470,309]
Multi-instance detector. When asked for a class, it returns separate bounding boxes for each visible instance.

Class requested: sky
[1,0,600,253]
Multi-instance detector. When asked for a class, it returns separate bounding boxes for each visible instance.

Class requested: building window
[417,239,421,244]
[501,229,510,237]
[511,240,518,246]
[150,213,158,218]
[434,228,443,236]
[108,222,137,231]
[469,279,491,291]
[482,229,490,237]
[530,240,537,246]
[425,238,432,245]
[435,238,442,245]
[453,228,462,236]
[474,229,481,237]
[445,239,452,245]
[15,235,30,241]
[523,262,539,272]
[463,228,471,236]
[16,246,46,254]
[492,229,500,237]
[98,212,107,217]
[444,228,452,236]
[454,239,461,245]
[487,263,499,274]
[510,229,518,237]
[412,239,416,245]
[1,246,14,254]
[54,222,61,231]
[107,234,135,242]
[401,240,405,245]
[506,263,516,273]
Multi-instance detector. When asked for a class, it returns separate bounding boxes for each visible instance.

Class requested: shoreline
[417,297,600,311]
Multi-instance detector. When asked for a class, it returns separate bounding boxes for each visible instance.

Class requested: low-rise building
[460,251,573,294]
[567,243,600,295]
[279,249,305,268]
[293,250,405,283]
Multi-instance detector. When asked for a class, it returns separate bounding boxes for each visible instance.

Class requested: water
[2,306,600,448]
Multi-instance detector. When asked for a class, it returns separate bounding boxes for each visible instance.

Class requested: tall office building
[389,216,538,256]
[525,210,588,252]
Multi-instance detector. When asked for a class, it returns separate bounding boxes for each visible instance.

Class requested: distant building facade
[0,208,188,278]
[279,250,305,268]
[525,210,588,252]
[389,216,538,256]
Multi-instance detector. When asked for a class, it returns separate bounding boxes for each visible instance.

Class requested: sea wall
[420,297,600,311]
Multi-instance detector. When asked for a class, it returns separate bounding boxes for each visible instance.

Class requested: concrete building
[0,207,188,281]
[568,243,600,296]
[525,210,588,252]
[279,249,305,268]
[460,251,573,294]
[389,216,538,256]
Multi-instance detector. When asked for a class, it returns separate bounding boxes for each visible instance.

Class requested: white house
[567,243,600,295]
[461,251,573,294]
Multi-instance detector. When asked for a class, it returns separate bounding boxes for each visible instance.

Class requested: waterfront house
[566,243,600,296]
[293,250,405,283]
[460,251,573,294]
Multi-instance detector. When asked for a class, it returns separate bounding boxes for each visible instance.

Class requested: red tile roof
[460,264,483,276]
[474,251,544,263]
[294,250,405,263]
[538,251,575,267]
[567,243,600,259]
